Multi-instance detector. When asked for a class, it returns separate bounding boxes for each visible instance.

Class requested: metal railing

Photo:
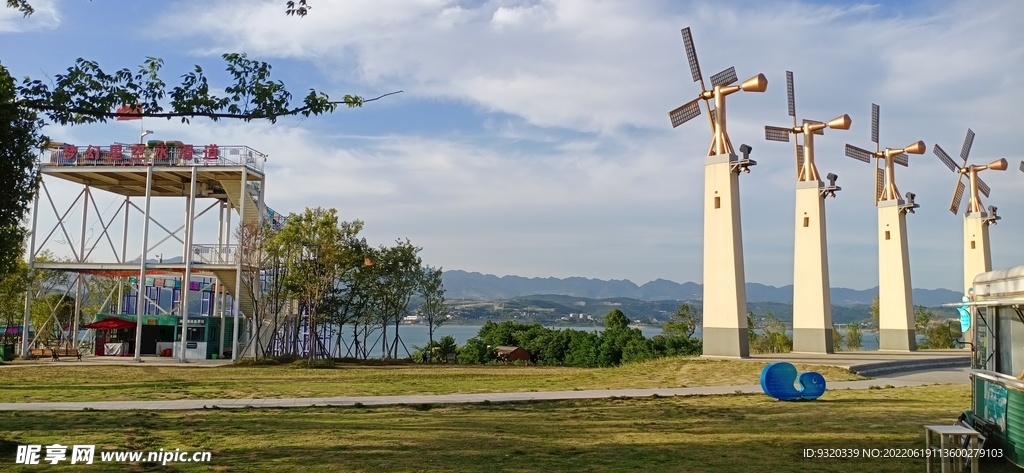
[41,144,267,173]
[192,244,239,265]
[246,182,289,230]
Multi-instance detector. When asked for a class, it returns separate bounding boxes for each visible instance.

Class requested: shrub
[457,338,495,364]
[845,323,863,350]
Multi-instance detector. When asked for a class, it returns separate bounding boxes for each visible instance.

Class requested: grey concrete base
[702,327,749,358]
[879,329,917,351]
[792,328,834,354]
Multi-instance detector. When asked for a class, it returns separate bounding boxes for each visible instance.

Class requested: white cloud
[26,0,1024,290]
[0,0,59,33]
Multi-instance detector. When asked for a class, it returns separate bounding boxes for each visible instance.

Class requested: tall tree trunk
[393,317,400,359]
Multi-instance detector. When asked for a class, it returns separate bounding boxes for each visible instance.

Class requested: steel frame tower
[21,141,266,361]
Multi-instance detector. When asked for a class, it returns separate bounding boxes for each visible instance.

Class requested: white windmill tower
[845,104,926,351]
[667,27,768,357]
[934,130,1007,347]
[764,71,851,353]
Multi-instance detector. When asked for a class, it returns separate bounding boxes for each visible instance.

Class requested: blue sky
[4,0,1023,291]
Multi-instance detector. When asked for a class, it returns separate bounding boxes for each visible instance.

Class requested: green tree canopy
[663,304,698,339]
[0,66,43,275]
[604,309,630,331]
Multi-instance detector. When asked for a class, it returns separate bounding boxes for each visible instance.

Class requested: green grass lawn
[0,357,863,403]
[0,385,1017,472]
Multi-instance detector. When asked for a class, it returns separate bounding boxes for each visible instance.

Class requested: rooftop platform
[40,143,265,197]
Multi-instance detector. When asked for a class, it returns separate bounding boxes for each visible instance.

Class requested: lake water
[320,324,881,358]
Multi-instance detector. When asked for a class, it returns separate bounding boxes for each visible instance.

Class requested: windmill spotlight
[905,141,926,154]
[988,158,1008,171]
[827,173,838,186]
[740,74,769,92]
[827,114,852,130]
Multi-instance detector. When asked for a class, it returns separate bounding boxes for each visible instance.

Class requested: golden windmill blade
[934,143,966,214]
[951,179,966,215]
[674,27,716,131]
[875,167,885,204]
[978,175,991,198]
[669,98,702,128]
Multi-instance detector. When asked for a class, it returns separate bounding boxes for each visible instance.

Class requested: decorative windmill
[667,27,768,358]
[844,104,926,206]
[935,129,1007,217]
[934,129,1007,318]
[765,71,852,183]
[763,71,850,354]
[669,27,768,160]
[844,103,925,351]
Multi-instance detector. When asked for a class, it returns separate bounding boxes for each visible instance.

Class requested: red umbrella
[82,317,137,330]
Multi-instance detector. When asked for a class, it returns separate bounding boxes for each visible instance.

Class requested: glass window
[996,307,1024,377]
[976,307,993,371]
[186,327,205,342]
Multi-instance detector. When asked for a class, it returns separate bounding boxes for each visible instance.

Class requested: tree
[747,311,757,346]
[604,309,630,331]
[913,306,959,349]
[832,325,845,351]
[914,306,932,337]
[869,296,880,328]
[925,322,959,349]
[79,276,129,324]
[457,337,494,364]
[30,294,75,345]
[845,323,863,351]
[749,310,792,354]
[436,335,458,363]
[418,266,447,345]
[563,330,600,367]
[0,257,28,344]
[0,66,42,276]
[365,239,423,359]
[24,251,71,346]
[663,303,698,339]
[323,235,373,359]
[236,220,281,360]
[621,337,656,364]
[276,208,363,361]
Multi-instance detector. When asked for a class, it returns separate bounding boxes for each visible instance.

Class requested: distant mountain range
[441,270,961,307]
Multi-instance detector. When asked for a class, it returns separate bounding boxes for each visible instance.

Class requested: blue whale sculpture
[760,362,826,401]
